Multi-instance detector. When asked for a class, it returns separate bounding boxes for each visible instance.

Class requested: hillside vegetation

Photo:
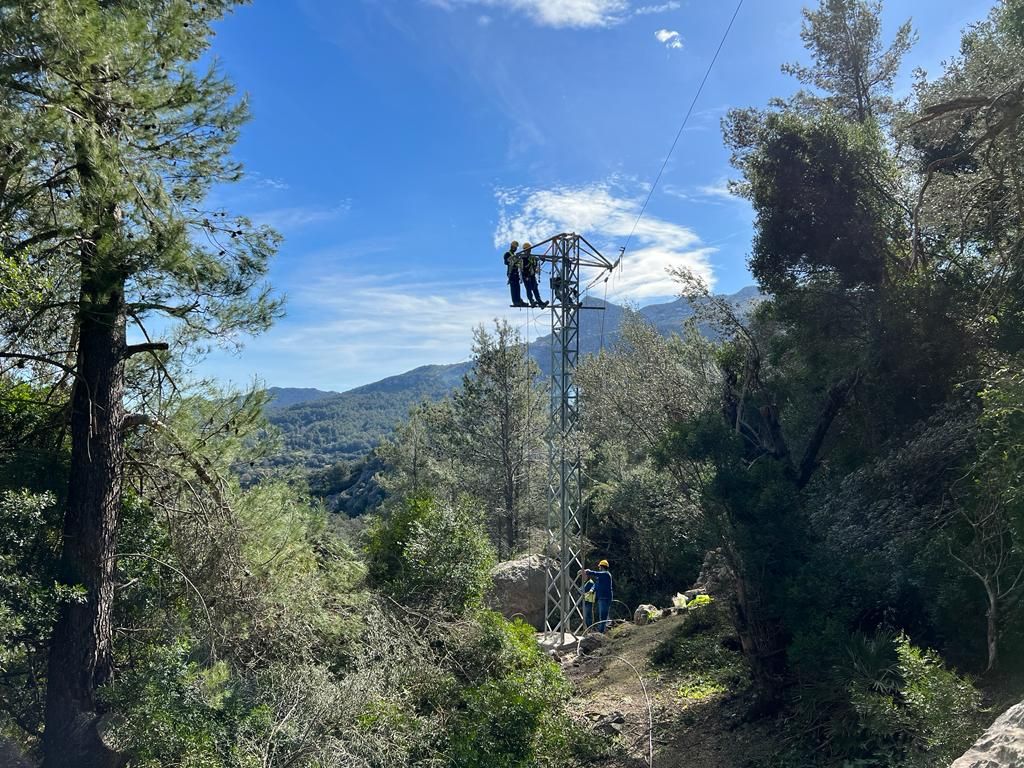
[266,363,471,468]
[264,287,761,474]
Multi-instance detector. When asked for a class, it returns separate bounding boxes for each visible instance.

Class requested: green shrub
[444,611,580,767]
[798,630,982,767]
[366,495,495,613]
[894,636,981,765]
[100,642,237,767]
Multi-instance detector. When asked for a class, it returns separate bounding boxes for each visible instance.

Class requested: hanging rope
[523,307,533,556]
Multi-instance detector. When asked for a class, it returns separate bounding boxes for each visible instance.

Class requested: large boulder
[487,554,552,630]
[950,700,1024,768]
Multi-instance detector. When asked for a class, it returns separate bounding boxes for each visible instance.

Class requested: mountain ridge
[264,286,760,472]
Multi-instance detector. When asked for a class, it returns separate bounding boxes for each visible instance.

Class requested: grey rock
[950,700,1024,768]
[633,603,659,626]
[487,554,553,630]
[593,711,626,736]
[692,548,736,599]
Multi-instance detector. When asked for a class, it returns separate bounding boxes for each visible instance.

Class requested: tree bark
[723,540,785,711]
[986,584,999,673]
[42,239,127,768]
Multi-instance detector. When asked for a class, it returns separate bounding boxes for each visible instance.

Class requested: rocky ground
[563,609,781,768]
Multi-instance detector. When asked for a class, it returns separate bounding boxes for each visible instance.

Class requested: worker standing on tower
[504,240,528,307]
[520,242,548,308]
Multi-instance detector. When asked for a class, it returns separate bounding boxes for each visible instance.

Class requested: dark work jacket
[504,249,520,279]
[589,569,613,601]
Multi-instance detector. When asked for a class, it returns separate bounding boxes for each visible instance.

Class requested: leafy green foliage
[446,613,576,768]
[727,111,904,293]
[366,495,495,613]
[793,631,981,767]
[587,463,703,609]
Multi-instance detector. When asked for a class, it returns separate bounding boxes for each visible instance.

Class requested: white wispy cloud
[249,173,290,191]
[634,2,680,16]
[248,266,527,389]
[494,181,715,299]
[655,28,683,49]
[663,178,742,205]
[250,200,352,232]
[696,182,736,200]
[427,0,630,28]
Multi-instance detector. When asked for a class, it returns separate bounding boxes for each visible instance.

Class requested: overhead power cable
[619,0,745,262]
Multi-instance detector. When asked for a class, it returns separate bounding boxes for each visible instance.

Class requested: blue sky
[198,0,993,392]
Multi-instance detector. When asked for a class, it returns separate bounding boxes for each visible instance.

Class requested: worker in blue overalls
[583,559,613,633]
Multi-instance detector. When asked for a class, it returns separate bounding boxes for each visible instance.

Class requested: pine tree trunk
[986,585,999,673]
[504,457,516,558]
[42,244,127,768]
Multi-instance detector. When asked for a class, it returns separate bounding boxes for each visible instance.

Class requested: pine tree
[0,2,279,764]
[782,0,913,123]
[452,322,546,559]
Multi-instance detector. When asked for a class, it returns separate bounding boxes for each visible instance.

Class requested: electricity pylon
[522,233,617,641]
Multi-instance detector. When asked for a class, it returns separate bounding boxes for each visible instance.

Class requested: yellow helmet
[598,559,609,568]
[510,240,519,249]
[522,241,532,250]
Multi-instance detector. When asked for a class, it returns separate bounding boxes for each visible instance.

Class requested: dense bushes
[779,631,981,768]
[366,495,495,613]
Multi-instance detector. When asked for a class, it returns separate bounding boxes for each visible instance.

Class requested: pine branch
[122,341,169,359]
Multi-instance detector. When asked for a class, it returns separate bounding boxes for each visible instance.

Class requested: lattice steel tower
[524,233,617,641]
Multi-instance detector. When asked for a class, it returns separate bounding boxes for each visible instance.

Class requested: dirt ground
[564,616,781,768]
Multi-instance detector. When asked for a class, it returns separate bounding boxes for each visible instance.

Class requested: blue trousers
[596,598,611,633]
[583,600,594,631]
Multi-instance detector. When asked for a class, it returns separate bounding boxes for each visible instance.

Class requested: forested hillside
[265,386,339,410]
[266,363,471,467]
[1,1,1023,767]
[266,287,761,473]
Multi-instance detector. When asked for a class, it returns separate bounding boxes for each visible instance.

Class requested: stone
[487,554,553,630]
[692,548,736,599]
[593,711,626,736]
[578,632,605,655]
[536,631,582,654]
[950,700,1024,768]
[633,603,659,625]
